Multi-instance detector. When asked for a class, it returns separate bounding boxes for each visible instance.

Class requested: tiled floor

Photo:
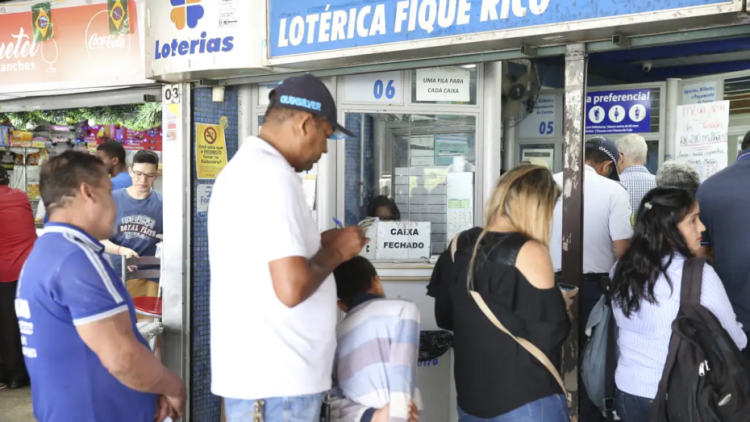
[0,387,34,422]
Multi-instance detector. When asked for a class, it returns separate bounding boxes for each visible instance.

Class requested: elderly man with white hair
[616,134,656,213]
[655,160,701,195]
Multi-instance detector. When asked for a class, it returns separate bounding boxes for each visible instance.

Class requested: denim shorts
[457,394,570,422]
[225,393,323,422]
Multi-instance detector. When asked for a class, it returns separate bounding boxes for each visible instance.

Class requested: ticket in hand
[358,217,378,229]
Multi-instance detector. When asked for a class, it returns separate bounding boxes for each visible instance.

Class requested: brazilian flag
[108,0,130,35]
[32,2,53,43]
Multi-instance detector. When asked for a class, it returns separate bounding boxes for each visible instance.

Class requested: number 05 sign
[343,71,403,104]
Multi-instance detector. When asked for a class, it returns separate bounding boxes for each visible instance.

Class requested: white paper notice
[447,172,474,243]
[218,0,238,28]
[519,93,558,139]
[675,101,730,182]
[416,67,471,102]
[682,81,717,105]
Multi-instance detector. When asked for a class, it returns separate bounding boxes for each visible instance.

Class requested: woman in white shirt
[610,187,747,422]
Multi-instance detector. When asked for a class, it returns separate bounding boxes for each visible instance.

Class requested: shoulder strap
[469,291,567,393]
[448,233,566,394]
[680,257,707,306]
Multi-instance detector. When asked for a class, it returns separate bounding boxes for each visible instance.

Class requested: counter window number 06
[373,80,396,100]
[539,121,554,135]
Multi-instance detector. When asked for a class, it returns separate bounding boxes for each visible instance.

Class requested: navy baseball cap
[268,74,354,139]
[586,136,621,182]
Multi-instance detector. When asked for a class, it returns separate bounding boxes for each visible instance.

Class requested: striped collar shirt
[619,165,656,214]
[329,298,421,422]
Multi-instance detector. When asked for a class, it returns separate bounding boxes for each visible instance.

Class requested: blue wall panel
[191,87,239,422]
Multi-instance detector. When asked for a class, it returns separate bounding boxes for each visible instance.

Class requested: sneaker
[0,382,7,390]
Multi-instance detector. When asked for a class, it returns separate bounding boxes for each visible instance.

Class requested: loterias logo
[154,0,234,60]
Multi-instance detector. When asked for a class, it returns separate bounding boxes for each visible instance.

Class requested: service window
[342,113,477,262]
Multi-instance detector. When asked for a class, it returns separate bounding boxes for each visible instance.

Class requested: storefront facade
[0,0,742,421]
[0,0,191,404]
[145,1,750,421]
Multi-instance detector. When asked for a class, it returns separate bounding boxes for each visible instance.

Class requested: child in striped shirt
[329,257,421,422]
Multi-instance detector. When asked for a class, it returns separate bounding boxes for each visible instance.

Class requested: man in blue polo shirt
[697,131,750,359]
[15,151,184,422]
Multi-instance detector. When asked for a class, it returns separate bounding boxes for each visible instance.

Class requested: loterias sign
[268,0,740,59]
[152,0,234,60]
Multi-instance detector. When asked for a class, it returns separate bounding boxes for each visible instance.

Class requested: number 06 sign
[343,71,403,104]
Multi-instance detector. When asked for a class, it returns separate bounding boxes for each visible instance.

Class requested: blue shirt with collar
[16,223,157,422]
[697,150,750,330]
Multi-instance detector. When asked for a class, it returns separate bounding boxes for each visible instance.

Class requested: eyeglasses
[132,171,157,180]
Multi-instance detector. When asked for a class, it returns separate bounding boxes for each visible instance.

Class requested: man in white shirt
[616,134,656,214]
[549,136,634,421]
[209,74,368,422]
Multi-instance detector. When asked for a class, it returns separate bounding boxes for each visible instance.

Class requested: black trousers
[0,281,27,381]
[744,334,750,361]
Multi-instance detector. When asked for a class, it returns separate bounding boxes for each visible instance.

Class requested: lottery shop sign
[0,0,146,94]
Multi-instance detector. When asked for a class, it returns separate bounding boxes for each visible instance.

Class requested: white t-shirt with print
[209,136,337,399]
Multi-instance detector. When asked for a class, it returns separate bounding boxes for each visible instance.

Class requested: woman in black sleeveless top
[427,165,571,421]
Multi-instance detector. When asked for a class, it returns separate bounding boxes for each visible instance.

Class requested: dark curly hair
[611,187,696,317]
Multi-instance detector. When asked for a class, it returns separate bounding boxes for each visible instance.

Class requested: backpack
[582,280,618,421]
[651,258,750,422]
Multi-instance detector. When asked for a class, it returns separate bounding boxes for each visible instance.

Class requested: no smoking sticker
[204,127,218,144]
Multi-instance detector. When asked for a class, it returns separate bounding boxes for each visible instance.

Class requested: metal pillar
[561,43,587,421]
[665,78,681,161]
[238,85,253,149]
[483,61,504,200]
[160,83,192,420]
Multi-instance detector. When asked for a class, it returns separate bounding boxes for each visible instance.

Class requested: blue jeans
[615,389,653,422]
[225,393,323,422]
[458,394,570,422]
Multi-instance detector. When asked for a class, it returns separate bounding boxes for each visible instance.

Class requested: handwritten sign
[675,101,729,182]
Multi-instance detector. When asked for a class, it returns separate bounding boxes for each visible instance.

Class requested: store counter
[374,262,458,422]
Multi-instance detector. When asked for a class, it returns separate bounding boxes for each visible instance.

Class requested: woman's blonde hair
[467,164,561,289]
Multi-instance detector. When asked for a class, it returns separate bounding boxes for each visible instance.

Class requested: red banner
[0,1,143,93]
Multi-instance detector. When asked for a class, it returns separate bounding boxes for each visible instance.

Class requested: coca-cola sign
[0,0,144,93]
[85,9,131,57]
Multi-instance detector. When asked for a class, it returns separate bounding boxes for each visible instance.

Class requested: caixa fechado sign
[360,221,431,261]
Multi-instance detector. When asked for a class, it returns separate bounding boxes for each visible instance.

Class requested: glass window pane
[645,140,659,174]
[411,65,478,105]
[344,113,477,260]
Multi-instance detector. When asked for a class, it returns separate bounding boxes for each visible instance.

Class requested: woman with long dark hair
[428,165,571,422]
[611,187,747,422]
